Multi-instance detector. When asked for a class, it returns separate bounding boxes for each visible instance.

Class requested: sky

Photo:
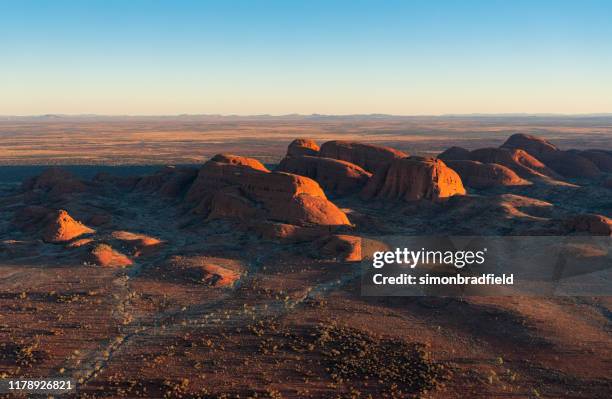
[1,0,611,115]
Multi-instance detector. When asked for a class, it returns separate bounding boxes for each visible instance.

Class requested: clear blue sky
[1,0,611,115]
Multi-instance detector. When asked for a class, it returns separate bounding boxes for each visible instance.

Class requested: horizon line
[2,112,612,119]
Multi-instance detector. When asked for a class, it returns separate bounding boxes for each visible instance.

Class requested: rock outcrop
[22,167,87,197]
[251,222,331,242]
[168,256,242,287]
[276,155,371,195]
[564,214,612,236]
[501,133,559,159]
[444,160,528,189]
[316,234,362,262]
[88,244,133,268]
[209,154,269,172]
[501,134,601,178]
[42,210,95,243]
[135,166,198,197]
[438,146,471,162]
[576,150,612,173]
[542,151,601,179]
[469,148,555,179]
[362,157,466,201]
[319,141,408,173]
[186,156,350,226]
[287,138,320,157]
[111,231,162,256]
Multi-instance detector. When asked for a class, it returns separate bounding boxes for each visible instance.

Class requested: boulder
[319,141,408,173]
[287,138,320,157]
[469,148,555,178]
[564,214,612,236]
[444,160,529,189]
[316,234,362,262]
[186,156,350,227]
[42,210,95,243]
[88,244,133,268]
[362,157,466,201]
[276,155,371,195]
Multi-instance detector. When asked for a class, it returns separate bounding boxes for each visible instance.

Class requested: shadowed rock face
[501,133,559,159]
[469,148,555,179]
[42,210,94,243]
[438,146,471,162]
[319,140,408,173]
[276,155,371,195]
[22,167,87,197]
[542,151,601,178]
[287,138,320,157]
[501,133,602,178]
[362,157,466,201]
[316,234,362,262]
[564,214,612,236]
[444,160,529,189]
[186,155,350,227]
[134,166,198,197]
[577,150,612,173]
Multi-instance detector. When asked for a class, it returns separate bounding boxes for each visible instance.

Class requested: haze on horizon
[1,0,611,116]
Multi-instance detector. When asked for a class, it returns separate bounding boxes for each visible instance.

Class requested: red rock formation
[168,256,242,287]
[542,151,601,179]
[22,167,87,197]
[501,134,601,178]
[437,146,472,161]
[276,155,371,195]
[501,133,558,159]
[66,238,94,248]
[362,157,466,201]
[88,244,133,267]
[111,231,162,256]
[564,214,612,236]
[469,148,555,178]
[42,210,94,243]
[251,222,332,242]
[287,138,320,157]
[578,150,612,173]
[13,205,52,230]
[316,234,362,262]
[135,166,198,197]
[319,141,408,173]
[186,157,350,226]
[444,160,528,189]
[210,154,270,172]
